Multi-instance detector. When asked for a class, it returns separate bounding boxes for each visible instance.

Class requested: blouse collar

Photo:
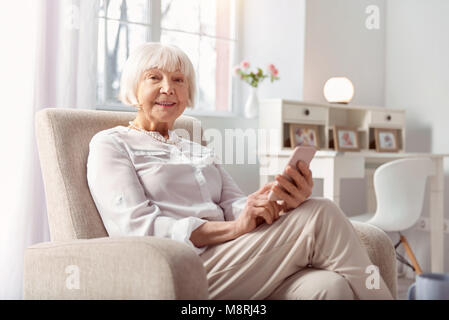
[126,122,181,145]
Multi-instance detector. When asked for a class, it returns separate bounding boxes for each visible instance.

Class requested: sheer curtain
[0,0,98,299]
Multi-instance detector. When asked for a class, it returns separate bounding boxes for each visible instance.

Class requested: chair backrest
[35,108,205,241]
[370,158,433,232]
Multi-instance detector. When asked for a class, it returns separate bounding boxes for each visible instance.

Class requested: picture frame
[333,126,360,152]
[374,128,400,152]
[289,123,320,149]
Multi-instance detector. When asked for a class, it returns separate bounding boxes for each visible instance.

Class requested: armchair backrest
[35,108,205,241]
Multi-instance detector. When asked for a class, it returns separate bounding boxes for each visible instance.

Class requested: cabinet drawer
[370,111,405,127]
[283,104,327,123]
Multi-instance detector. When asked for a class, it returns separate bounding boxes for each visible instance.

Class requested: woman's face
[136,68,190,128]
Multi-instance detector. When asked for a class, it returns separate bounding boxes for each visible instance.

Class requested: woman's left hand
[271,160,314,212]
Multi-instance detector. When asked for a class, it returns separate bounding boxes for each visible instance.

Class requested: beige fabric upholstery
[25,108,397,299]
[351,221,397,298]
[24,237,208,299]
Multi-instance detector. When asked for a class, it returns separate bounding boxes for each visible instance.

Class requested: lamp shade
[323,77,354,104]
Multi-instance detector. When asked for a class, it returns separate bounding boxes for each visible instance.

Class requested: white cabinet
[259,99,406,152]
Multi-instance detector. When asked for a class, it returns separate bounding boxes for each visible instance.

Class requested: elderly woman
[87,42,393,300]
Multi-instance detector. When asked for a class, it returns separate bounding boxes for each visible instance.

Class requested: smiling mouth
[155,101,176,107]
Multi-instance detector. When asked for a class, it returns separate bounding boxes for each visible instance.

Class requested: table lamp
[323,77,354,104]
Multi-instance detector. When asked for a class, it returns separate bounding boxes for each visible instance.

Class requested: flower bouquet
[233,61,280,118]
[233,61,280,88]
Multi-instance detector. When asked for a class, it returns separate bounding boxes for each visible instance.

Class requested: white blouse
[86,125,248,255]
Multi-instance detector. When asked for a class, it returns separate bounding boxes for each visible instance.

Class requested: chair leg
[399,234,423,275]
[396,249,415,272]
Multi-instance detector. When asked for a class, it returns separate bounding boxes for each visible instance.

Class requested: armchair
[24,108,397,299]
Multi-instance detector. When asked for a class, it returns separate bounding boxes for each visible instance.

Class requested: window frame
[95,0,240,117]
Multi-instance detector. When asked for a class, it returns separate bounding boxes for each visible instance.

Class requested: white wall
[194,115,259,195]
[384,0,449,276]
[238,0,306,107]
[303,0,386,106]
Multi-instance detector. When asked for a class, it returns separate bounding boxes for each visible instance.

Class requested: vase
[244,87,259,118]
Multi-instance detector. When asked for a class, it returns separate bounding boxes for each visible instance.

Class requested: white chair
[350,158,433,275]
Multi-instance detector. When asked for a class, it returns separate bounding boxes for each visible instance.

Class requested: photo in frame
[374,128,400,152]
[332,126,360,152]
[289,124,320,149]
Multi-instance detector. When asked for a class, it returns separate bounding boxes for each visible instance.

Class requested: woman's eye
[145,74,159,80]
[175,78,184,83]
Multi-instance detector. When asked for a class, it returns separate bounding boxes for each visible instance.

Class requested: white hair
[119,42,196,107]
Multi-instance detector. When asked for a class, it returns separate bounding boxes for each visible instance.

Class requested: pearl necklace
[128,121,179,145]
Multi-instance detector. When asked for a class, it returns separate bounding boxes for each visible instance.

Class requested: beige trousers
[200,198,394,300]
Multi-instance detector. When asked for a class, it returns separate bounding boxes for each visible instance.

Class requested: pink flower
[267,64,279,76]
[233,65,241,76]
[240,60,250,69]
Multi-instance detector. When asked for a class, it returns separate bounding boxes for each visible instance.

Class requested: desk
[259,150,448,273]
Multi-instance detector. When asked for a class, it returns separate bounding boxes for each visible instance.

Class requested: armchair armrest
[351,221,398,299]
[24,236,209,299]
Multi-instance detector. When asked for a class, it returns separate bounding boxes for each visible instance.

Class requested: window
[97,0,238,113]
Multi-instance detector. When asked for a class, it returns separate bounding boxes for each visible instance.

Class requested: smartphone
[268,146,316,201]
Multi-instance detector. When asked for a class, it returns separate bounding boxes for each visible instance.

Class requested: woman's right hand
[233,182,283,237]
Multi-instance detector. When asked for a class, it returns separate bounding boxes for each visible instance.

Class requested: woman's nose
[160,79,174,95]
